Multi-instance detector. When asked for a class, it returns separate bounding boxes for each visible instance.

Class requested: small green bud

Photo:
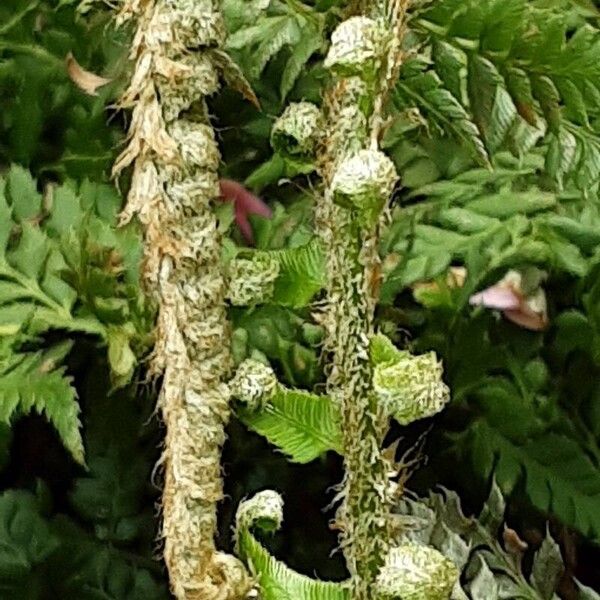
[227,255,280,306]
[270,102,323,158]
[231,328,249,365]
[324,16,388,79]
[373,351,450,425]
[375,544,459,600]
[331,149,398,214]
[229,358,278,410]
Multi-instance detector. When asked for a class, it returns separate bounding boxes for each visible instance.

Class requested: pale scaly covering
[112,0,251,597]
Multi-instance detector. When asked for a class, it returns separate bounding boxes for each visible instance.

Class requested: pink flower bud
[219,179,272,244]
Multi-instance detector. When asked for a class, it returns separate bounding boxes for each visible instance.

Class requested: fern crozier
[373,352,450,425]
[330,149,398,213]
[227,256,280,306]
[375,544,459,600]
[324,16,387,78]
[271,102,323,158]
[230,359,278,410]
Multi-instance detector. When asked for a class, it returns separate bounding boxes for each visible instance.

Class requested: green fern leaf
[487,87,518,152]
[269,239,326,307]
[226,16,286,50]
[0,165,147,387]
[431,40,464,102]
[0,341,84,464]
[250,17,302,80]
[460,415,600,542]
[233,238,326,308]
[397,66,489,166]
[224,0,331,103]
[280,21,323,100]
[0,490,60,585]
[235,491,349,600]
[237,384,343,463]
[413,0,600,187]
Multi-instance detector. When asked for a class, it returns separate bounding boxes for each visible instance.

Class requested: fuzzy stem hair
[316,2,408,597]
[112,0,251,597]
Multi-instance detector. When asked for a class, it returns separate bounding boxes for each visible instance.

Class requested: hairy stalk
[316,2,407,597]
[112,0,250,597]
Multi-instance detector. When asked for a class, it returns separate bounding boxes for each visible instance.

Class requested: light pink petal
[469,286,521,310]
[219,179,272,218]
[235,203,254,242]
[218,179,272,244]
[504,307,548,331]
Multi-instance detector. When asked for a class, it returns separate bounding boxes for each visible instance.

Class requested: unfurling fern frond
[235,491,349,600]
[229,238,326,308]
[230,334,449,464]
[230,359,342,463]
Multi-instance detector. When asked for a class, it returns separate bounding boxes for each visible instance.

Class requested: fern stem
[316,3,408,597]
[111,0,250,597]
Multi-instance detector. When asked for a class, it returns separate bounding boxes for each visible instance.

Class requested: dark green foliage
[375,128,600,546]
[0,164,150,463]
[397,0,600,190]
[0,0,124,179]
[232,305,322,388]
[223,0,331,102]
[0,371,169,599]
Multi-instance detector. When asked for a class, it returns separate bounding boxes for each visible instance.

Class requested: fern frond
[224,0,328,99]
[459,413,600,542]
[232,359,342,463]
[406,0,600,189]
[397,482,565,600]
[0,165,149,385]
[232,238,326,308]
[0,341,83,464]
[235,491,349,600]
[381,152,600,301]
[395,60,489,166]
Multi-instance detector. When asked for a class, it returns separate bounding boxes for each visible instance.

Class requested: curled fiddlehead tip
[373,351,450,425]
[271,101,323,158]
[236,489,284,534]
[330,148,398,214]
[229,358,278,410]
[375,544,459,600]
[324,16,388,78]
